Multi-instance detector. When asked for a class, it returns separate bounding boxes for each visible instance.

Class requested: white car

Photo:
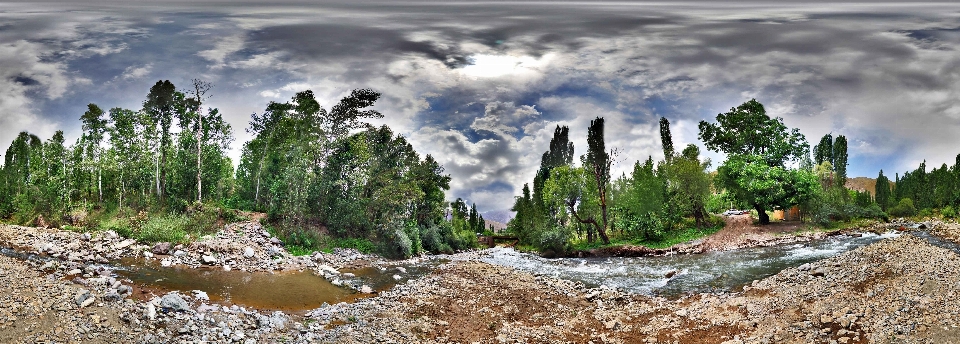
[722,209,748,216]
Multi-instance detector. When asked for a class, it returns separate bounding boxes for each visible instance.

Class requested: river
[480,231,901,297]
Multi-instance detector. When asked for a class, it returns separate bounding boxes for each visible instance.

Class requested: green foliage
[536,226,572,256]
[614,211,665,241]
[888,198,918,218]
[715,154,819,222]
[699,99,814,224]
[943,205,957,219]
[134,214,190,244]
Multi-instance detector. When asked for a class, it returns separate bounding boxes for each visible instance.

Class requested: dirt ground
[699,214,810,251]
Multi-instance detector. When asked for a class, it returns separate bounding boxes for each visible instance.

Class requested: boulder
[160,293,190,312]
[152,242,172,255]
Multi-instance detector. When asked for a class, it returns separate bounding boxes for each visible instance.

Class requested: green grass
[264,224,376,256]
[570,224,724,251]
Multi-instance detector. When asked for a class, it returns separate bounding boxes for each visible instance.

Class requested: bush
[888,198,918,218]
[537,227,571,256]
[942,205,957,219]
[420,224,452,254]
[100,216,134,238]
[617,212,665,241]
[379,226,413,259]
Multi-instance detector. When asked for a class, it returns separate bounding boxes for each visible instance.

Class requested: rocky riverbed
[1,222,960,343]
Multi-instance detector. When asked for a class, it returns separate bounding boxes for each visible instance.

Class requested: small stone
[820,315,833,324]
[173,250,186,257]
[80,297,95,308]
[67,269,82,276]
[160,259,172,267]
[604,320,619,330]
[143,251,154,258]
[103,291,122,302]
[243,247,255,258]
[194,290,209,301]
[360,285,373,294]
[201,255,217,265]
[75,289,91,305]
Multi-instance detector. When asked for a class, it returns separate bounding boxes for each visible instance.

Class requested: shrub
[942,205,957,219]
[379,226,413,259]
[537,226,571,256]
[888,198,917,218]
[617,212,665,241]
[420,224,452,254]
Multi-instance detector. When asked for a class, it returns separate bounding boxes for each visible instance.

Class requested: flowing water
[481,232,901,298]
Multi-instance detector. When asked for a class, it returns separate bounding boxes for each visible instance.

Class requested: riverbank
[1,221,959,343]
[314,234,960,343]
[575,214,871,258]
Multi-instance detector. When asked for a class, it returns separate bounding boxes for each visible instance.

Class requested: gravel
[3,221,960,343]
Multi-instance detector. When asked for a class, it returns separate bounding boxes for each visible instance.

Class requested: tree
[80,104,108,204]
[543,165,603,243]
[188,79,213,202]
[532,125,574,211]
[833,135,848,184]
[664,144,712,226]
[699,99,814,224]
[659,117,675,161]
[814,133,833,166]
[108,107,140,209]
[144,80,177,201]
[585,117,612,244]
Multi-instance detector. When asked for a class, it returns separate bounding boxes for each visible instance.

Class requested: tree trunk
[97,162,102,204]
[598,201,610,244]
[196,116,203,203]
[755,204,770,225]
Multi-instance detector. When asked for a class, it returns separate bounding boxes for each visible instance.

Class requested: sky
[3,1,960,214]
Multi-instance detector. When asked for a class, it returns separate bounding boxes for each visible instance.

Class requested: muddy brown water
[0,245,445,313]
[114,258,364,312]
[112,257,449,313]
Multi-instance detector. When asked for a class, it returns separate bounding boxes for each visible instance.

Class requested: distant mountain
[484,219,508,233]
[846,176,894,196]
[482,210,515,224]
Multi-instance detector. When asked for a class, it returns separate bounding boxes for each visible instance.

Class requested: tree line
[508,99,899,255]
[0,80,474,258]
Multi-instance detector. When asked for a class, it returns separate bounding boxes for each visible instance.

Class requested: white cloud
[120,64,152,80]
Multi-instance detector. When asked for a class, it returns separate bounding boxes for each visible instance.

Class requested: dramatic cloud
[2,1,960,214]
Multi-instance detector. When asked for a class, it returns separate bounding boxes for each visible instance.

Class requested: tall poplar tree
[586,117,611,244]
